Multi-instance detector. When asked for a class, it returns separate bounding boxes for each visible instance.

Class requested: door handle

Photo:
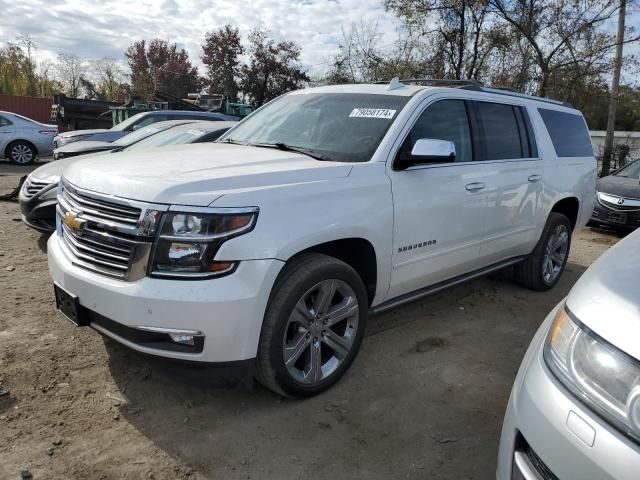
[465,182,485,192]
[528,174,542,183]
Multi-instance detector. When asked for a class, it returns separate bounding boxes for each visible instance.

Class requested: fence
[0,94,52,124]
[590,130,640,174]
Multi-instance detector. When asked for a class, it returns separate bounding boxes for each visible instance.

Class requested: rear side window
[474,101,526,160]
[538,108,593,157]
[0,115,12,126]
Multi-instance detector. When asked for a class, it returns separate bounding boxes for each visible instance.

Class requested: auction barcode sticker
[349,108,397,119]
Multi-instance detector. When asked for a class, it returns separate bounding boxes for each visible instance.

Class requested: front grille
[597,193,640,212]
[57,181,159,280]
[22,178,53,199]
[62,183,142,229]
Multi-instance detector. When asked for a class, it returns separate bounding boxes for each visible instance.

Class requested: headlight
[59,135,88,145]
[150,208,258,279]
[544,305,640,442]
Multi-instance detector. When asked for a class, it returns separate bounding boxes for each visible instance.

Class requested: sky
[0,0,638,83]
[0,0,403,76]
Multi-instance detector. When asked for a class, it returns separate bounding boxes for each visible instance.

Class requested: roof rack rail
[374,78,483,91]
[374,78,575,108]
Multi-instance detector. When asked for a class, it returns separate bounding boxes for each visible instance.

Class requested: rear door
[387,98,489,299]
[0,114,16,155]
[473,101,543,263]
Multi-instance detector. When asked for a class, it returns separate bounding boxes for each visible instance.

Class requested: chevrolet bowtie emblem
[64,211,87,234]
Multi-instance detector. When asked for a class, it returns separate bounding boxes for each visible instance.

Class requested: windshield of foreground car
[615,159,640,179]
[219,93,410,163]
[125,123,214,151]
[112,122,176,147]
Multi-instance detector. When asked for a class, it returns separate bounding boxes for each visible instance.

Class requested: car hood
[597,175,640,198]
[57,128,110,138]
[55,140,115,154]
[567,229,640,362]
[62,143,353,206]
[30,154,109,183]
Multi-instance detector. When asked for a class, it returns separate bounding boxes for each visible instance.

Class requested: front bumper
[590,199,640,230]
[497,303,640,480]
[48,233,284,363]
[19,189,57,232]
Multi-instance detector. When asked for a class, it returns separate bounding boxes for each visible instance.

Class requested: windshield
[219,92,409,162]
[112,122,176,147]
[110,112,147,132]
[615,159,640,179]
[125,123,213,151]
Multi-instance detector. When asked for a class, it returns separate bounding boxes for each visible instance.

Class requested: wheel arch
[281,238,378,306]
[549,196,580,231]
[5,139,38,158]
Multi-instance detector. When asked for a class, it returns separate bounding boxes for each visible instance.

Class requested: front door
[387,99,489,299]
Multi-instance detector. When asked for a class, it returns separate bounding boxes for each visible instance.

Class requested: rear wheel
[256,254,368,398]
[514,213,572,291]
[7,141,36,165]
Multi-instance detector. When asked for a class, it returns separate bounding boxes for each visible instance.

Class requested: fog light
[169,333,196,346]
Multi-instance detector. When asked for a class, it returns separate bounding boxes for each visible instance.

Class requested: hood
[62,143,353,206]
[58,128,110,138]
[55,140,115,154]
[567,228,640,362]
[597,175,640,199]
[30,153,109,183]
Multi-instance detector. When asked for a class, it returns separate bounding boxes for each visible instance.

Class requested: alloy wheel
[542,224,569,283]
[282,279,360,385]
[10,144,34,164]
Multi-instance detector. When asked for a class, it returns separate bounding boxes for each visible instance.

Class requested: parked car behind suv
[497,228,640,480]
[48,80,596,397]
[590,158,640,230]
[20,120,237,232]
[0,111,57,164]
[53,110,238,148]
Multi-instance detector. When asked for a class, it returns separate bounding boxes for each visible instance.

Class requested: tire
[7,141,36,165]
[256,253,368,398]
[514,212,572,291]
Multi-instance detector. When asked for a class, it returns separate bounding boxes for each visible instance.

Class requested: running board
[370,256,526,315]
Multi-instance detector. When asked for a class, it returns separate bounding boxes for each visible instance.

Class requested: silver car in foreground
[0,111,57,164]
[497,229,640,479]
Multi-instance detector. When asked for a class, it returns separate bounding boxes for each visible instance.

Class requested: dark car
[52,110,239,148]
[590,159,640,230]
[20,120,237,232]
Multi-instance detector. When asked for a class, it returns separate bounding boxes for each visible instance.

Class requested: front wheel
[256,253,368,398]
[514,212,572,291]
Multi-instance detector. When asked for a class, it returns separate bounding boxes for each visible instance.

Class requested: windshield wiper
[252,142,333,162]
[222,137,246,145]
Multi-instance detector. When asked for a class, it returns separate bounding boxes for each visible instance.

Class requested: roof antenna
[387,77,403,91]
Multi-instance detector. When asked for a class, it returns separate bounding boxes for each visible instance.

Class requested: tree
[16,34,37,95]
[125,39,201,100]
[56,53,85,97]
[240,30,309,106]
[94,57,125,101]
[201,25,243,100]
[385,0,494,80]
[489,0,639,96]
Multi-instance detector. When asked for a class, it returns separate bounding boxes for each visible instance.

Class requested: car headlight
[58,135,88,145]
[544,305,640,442]
[150,208,258,279]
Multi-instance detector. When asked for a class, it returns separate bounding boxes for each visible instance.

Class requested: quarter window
[400,99,473,163]
[474,101,525,160]
[0,115,12,126]
[538,108,593,158]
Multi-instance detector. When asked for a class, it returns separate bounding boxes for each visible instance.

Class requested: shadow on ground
[102,264,586,480]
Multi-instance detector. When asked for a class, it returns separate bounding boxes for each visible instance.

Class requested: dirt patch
[0,171,624,480]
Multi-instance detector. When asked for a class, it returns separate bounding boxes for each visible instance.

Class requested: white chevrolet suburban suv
[48,79,596,397]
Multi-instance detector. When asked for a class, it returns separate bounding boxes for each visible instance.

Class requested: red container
[0,94,53,124]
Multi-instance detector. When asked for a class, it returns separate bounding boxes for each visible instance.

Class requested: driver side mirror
[395,138,456,170]
[132,124,142,131]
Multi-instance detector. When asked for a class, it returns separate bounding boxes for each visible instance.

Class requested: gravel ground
[0,168,624,480]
